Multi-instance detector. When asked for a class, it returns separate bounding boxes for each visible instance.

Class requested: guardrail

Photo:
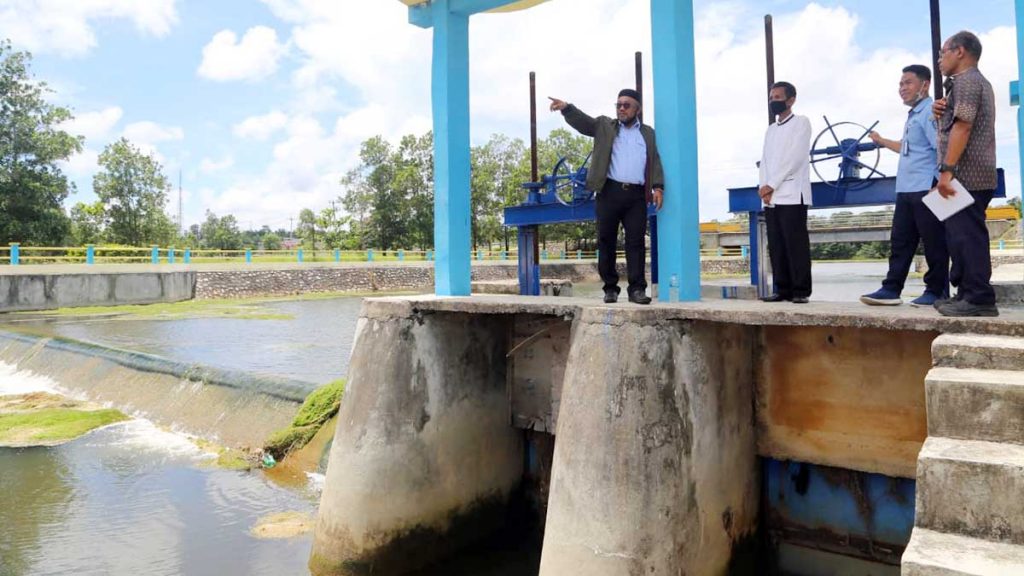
[0,241,1015,266]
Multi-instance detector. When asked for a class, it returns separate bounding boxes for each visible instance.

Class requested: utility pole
[178,168,183,237]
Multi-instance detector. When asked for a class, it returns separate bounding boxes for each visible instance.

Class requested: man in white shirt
[759,81,813,303]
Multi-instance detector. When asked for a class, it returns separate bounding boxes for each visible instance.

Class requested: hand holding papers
[923,178,974,221]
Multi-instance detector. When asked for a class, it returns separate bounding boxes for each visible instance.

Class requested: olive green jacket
[561,104,665,196]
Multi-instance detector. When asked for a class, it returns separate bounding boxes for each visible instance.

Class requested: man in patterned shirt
[933,31,999,317]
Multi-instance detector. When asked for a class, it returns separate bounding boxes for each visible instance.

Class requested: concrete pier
[539,312,759,574]
[309,302,523,575]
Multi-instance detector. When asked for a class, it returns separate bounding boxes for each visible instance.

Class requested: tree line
[1,39,598,253]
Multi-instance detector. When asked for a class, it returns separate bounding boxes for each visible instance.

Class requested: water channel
[0,262,921,575]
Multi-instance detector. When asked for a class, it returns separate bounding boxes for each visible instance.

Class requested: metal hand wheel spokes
[551,151,593,206]
[810,117,886,192]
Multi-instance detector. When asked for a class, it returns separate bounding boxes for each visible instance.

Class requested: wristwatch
[939,163,957,174]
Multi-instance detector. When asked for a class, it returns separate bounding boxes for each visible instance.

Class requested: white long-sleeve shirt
[758,114,813,206]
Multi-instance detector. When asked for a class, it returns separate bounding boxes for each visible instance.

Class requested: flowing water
[0,368,318,576]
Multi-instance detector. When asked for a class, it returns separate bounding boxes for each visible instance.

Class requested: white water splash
[97,419,214,460]
[305,472,325,493]
[0,361,61,396]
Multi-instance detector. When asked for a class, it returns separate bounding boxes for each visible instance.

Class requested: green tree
[1009,196,1022,219]
[0,40,82,244]
[297,207,318,249]
[68,200,107,245]
[93,138,174,246]
[262,232,282,250]
[198,210,242,250]
[471,134,528,250]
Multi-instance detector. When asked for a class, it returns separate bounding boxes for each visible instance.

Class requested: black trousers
[882,191,949,297]
[946,189,995,305]
[765,204,812,299]
[596,179,647,295]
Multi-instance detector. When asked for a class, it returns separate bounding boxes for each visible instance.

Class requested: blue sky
[1,0,1020,232]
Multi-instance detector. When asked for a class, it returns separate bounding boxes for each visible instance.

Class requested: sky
[1,0,1021,234]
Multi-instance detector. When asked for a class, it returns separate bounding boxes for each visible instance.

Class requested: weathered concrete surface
[932,334,1024,372]
[0,270,194,312]
[471,278,573,297]
[915,437,1024,545]
[925,368,1024,446]
[309,306,523,575]
[508,315,572,433]
[538,312,759,575]
[373,294,1024,337]
[903,528,1024,575]
[757,326,933,478]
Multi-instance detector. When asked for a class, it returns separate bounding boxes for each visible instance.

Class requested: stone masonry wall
[195,259,751,299]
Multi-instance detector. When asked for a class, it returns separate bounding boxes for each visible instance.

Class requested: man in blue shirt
[861,65,949,306]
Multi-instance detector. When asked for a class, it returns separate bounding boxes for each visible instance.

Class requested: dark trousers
[765,204,812,299]
[596,179,647,295]
[946,189,995,305]
[882,191,949,297]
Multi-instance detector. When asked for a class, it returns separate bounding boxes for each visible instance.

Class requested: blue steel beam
[728,170,1007,214]
[432,0,472,296]
[651,0,701,302]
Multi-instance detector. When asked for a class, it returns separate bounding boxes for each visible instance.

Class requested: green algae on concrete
[265,378,345,459]
[251,511,315,539]
[0,392,129,447]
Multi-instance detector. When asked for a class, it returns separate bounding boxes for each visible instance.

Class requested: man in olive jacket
[549,89,664,305]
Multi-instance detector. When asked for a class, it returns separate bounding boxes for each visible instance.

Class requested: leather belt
[607,178,644,192]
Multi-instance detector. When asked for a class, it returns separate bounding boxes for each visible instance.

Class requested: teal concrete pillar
[431,0,472,296]
[168,247,176,264]
[334,249,340,262]
[246,249,252,263]
[151,246,159,264]
[298,248,304,263]
[651,0,701,301]
[9,243,18,266]
[1016,0,1024,200]
[86,244,95,265]
[398,249,405,261]
[184,249,191,264]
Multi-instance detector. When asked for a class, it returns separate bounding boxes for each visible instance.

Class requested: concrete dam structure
[311,296,1024,575]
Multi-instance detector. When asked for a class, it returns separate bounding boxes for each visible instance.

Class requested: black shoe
[603,290,619,304]
[628,291,652,305]
[936,299,999,317]
[760,294,789,302]
[791,296,809,304]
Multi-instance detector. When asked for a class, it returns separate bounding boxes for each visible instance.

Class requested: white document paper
[923,179,975,221]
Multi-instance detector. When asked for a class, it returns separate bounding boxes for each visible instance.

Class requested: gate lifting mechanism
[505,53,658,296]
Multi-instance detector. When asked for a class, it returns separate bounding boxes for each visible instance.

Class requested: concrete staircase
[903,334,1024,575]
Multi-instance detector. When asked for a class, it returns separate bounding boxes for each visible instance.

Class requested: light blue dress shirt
[895,96,939,193]
[607,121,647,185]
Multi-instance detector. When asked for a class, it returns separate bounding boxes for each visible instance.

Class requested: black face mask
[769,100,788,116]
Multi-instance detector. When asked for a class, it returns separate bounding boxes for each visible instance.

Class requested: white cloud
[198,26,288,82]
[0,0,178,57]
[59,106,124,142]
[233,111,289,140]
[200,155,234,173]
[191,0,1020,229]
[123,121,184,144]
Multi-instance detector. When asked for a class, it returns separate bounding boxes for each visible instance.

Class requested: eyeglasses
[615,102,634,110]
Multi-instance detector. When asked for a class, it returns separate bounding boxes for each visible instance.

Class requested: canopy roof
[399,0,548,13]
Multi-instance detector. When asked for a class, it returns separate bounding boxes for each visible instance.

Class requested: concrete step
[902,528,1024,575]
[915,437,1024,545]
[932,334,1024,372]
[925,367,1024,445]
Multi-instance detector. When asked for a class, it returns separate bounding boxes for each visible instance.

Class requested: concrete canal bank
[0,259,750,311]
[310,296,1024,575]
